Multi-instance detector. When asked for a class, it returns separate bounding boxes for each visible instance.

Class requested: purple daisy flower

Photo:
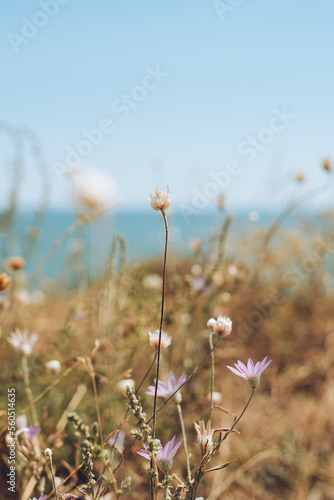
[227,356,271,388]
[138,435,182,472]
[24,425,41,439]
[146,371,187,403]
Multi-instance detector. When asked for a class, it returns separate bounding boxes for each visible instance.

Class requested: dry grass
[1,213,334,499]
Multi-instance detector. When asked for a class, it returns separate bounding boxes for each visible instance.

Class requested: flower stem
[151,209,168,500]
[152,208,168,440]
[48,453,59,500]
[150,335,222,421]
[151,452,160,500]
[21,355,38,427]
[177,402,191,482]
[209,331,215,421]
[210,388,256,455]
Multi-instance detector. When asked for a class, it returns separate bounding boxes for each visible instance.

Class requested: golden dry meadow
[1,177,334,500]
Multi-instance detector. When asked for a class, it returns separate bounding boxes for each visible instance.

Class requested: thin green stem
[149,335,222,422]
[209,331,214,421]
[48,453,59,500]
[152,209,168,438]
[151,208,168,500]
[210,388,256,456]
[177,403,191,482]
[21,355,38,427]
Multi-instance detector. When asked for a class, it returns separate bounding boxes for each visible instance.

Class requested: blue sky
[1,0,334,213]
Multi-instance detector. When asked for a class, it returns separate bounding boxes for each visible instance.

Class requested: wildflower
[189,238,203,253]
[207,316,232,337]
[16,415,27,430]
[142,273,162,290]
[108,430,125,453]
[146,371,187,403]
[44,448,52,458]
[248,210,260,222]
[16,424,41,439]
[24,425,41,439]
[116,378,135,395]
[7,328,38,357]
[149,186,171,211]
[72,168,117,211]
[138,435,182,472]
[45,360,61,374]
[149,330,172,349]
[13,289,31,304]
[227,356,272,389]
[207,391,222,404]
[0,272,11,291]
[295,172,306,182]
[216,194,225,210]
[194,420,214,455]
[29,496,47,500]
[322,158,331,172]
[6,256,26,270]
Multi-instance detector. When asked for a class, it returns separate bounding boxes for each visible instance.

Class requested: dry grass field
[1,195,334,499]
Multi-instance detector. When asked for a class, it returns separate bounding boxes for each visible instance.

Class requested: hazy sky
[1,1,333,214]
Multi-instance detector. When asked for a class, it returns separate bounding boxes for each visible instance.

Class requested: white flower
[208,391,222,404]
[116,378,135,395]
[194,420,214,455]
[149,186,171,211]
[207,316,232,337]
[149,330,172,349]
[72,168,117,211]
[7,328,38,356]
[45,360,61,374]
[142,274,162,290]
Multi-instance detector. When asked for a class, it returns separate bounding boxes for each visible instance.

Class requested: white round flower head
[149,186,171,211]
[45,360,61,374]
[73,168,117,211]
[149,330,172,349]
[207,316,232,337]
[116,378,135,395]
[44,448,52,458]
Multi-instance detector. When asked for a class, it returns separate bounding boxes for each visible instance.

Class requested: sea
[0,208,328,289]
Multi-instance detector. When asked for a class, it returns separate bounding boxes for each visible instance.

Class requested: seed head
[149,330,172,349]
[6,256,25,271]
[149,186,171,211]
[207,315,232,337]
[0,272,11,291]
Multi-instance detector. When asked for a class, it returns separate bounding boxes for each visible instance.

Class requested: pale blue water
[0,209,321,288]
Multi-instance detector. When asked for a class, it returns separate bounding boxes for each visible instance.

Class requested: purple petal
[260,357,272,372]
[165,435,175,456]
[227,365,246,378]
[178,372,187,385]
[171,438,183,457]
[137,449,151,460]
[253,361,261,375]
[235,361,248,376]
[168,371,176,391]
[247,358,254,372]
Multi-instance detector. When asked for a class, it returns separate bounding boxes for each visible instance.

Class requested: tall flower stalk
[149,186,170,499]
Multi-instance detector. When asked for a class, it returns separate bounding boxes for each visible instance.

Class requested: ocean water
[0,208,322,287]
